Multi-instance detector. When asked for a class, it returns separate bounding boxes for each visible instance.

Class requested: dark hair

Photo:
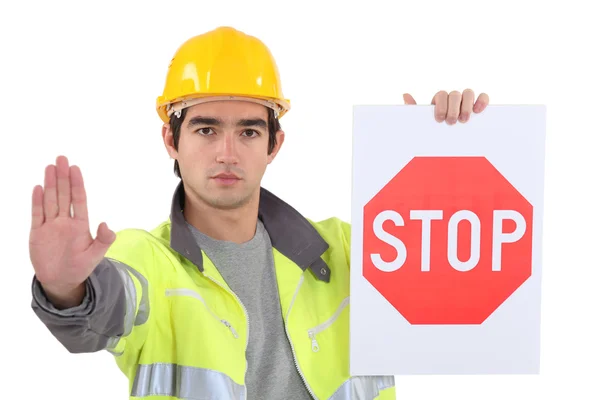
[169,106,282,178]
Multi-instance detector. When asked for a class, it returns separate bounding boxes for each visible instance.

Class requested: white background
[1,0,598,399]
[350,105,545,375]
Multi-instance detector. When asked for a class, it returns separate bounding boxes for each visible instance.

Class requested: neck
[183,189,260,244]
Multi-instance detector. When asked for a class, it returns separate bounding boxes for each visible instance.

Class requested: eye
[242,129,259,137]
[196,127,214,136]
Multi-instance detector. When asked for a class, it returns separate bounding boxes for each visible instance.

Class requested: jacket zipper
[203,273,250,400]
[284,274,318,400]
[307,296,349,353]
[165,288,239,338]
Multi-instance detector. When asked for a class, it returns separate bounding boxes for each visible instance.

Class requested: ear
[162,123,178,159]
[267,129,285,164]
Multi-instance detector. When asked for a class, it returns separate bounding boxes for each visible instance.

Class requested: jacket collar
[169,180,331,282]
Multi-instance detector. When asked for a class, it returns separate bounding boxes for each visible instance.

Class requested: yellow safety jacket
[32,181,396,399]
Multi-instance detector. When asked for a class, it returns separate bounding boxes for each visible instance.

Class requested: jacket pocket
[306,296,349,352]
[165,288,239,339]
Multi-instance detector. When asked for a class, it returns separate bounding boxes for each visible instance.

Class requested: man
[29,26,489,400]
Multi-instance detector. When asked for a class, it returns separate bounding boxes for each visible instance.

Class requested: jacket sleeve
[31,232,152,356]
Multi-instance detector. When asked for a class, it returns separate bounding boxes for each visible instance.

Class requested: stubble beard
[200,185,255,211]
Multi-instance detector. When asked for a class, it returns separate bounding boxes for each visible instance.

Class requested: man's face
[164,100,284,210]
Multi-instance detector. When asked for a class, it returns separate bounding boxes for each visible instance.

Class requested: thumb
[86,222,116,261]
[403,93,417,105]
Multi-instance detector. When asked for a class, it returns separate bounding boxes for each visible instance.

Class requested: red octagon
[363,156,533,324]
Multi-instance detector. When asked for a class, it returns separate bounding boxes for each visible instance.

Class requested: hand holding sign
[403,89,490,124]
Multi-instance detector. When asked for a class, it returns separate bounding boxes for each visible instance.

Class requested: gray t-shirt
[186,219,312,400]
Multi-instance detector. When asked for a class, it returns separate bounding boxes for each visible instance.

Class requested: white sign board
[349,105,546,375]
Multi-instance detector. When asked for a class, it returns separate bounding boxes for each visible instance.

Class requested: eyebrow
[187,116,267,130]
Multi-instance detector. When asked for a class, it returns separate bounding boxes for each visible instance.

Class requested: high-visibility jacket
[32,181,396,399]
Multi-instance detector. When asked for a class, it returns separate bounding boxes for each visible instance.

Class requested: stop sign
[363,156,533,324]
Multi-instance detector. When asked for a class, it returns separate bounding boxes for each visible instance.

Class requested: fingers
[474,92,490,113]
[85,222,116,262]
[42,156,73,220]
[70,165,89,222]
[43,165,58,221]
[97,222,116,244]
[431,91,448,122]
[31,185,44,229]
[403,93,417,105]
[432,90,489,124]
[446,91,462,125]
[459,89,475,123]
[56,156,71,217]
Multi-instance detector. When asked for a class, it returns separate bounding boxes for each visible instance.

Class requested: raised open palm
[30,156,115,299]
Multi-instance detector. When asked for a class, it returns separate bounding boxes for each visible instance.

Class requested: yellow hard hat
[156,26,290,123]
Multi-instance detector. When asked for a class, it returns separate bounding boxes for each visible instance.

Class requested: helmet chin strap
[167,95,282,119]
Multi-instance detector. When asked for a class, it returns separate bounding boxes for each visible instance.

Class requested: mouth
[211,173,241,185]
[212,173,241,179]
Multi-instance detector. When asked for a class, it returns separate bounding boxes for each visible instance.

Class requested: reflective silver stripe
[109,258,150,333]
[113,264,137,336]
[105,344,125,357]
[131,363,245,399]
[104,259,150,355]
[105,336,123,356]
[127,264,150,326]
[329,376,395,400]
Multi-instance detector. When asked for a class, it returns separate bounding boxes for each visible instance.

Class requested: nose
[215,133,239,165]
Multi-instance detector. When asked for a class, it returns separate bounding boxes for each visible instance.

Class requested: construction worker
[29,26,489,400]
